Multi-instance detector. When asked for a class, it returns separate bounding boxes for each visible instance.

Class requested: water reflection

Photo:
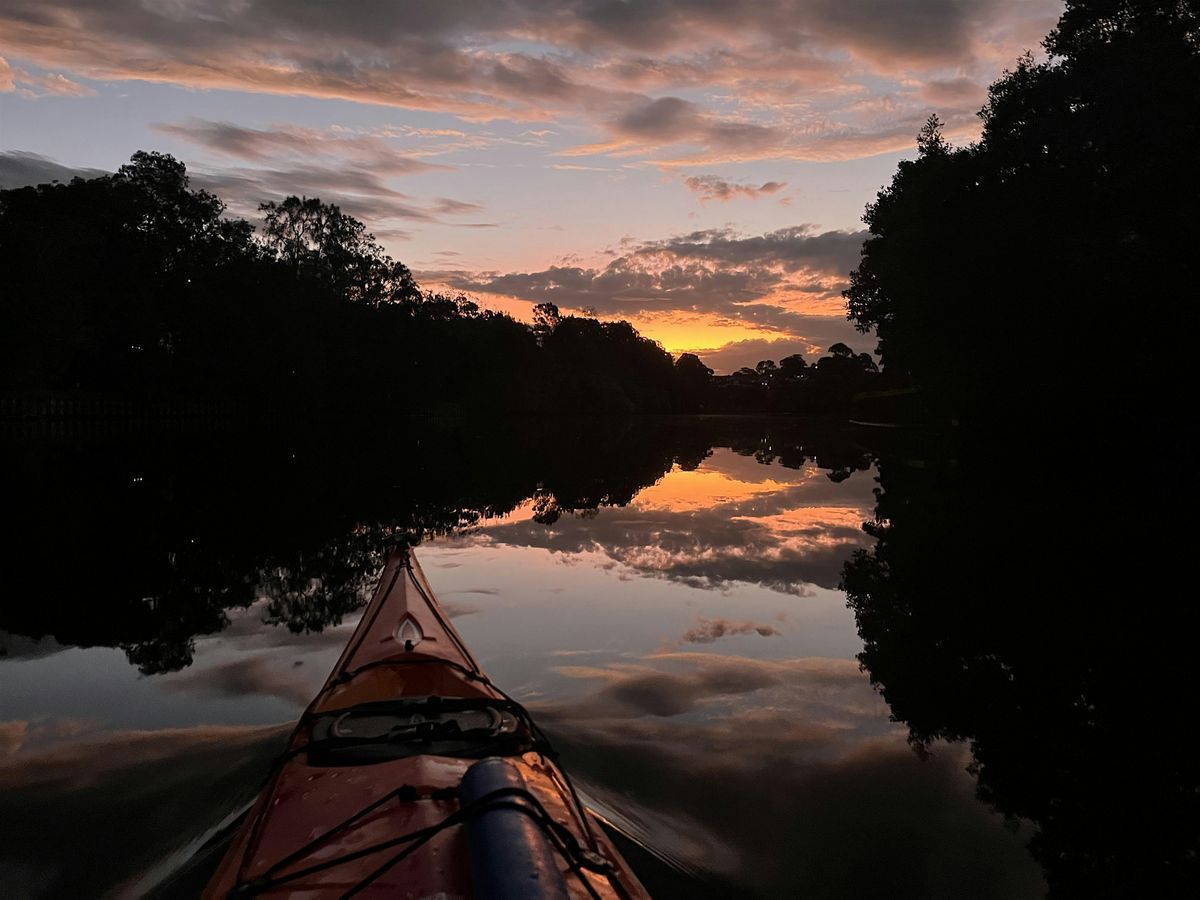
[0,418,1046,897]
[0,722,287,898]
[843,431,1199,896]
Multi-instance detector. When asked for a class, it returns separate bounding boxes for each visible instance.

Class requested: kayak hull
[203,549,646,899]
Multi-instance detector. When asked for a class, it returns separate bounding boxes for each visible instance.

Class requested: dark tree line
[0,155,684,415]
[842,2,1200,895]
[843,425,1197,897]
[845,0,1199,429]
[670,343,883,415]
[722,342,881,413]
[0,152,883,418]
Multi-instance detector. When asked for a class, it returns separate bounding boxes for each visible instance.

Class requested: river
[0,416,1048,897]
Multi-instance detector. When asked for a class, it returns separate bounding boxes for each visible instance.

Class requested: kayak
[204,547,649,899]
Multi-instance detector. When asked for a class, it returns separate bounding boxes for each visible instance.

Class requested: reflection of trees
[842,434,1197,896]
[726,424,871,477]
[837,5,1199,891]
[1,418,870,673]
[257,527,395,634]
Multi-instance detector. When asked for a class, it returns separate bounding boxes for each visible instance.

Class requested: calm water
[0,417,1044,898]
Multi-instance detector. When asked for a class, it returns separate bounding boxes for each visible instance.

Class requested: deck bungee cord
[228,783,616,899]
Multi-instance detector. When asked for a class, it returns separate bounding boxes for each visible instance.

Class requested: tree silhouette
[0,155,698,415]
[672,353,714,411]
[843,428,1198,896]
[841,2,1200,893]
[845,0,1199,428]
[531,302,561,346]
[778,354,808,380]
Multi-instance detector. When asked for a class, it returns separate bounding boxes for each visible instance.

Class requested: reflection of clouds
[214,599,360,650]
[159,656,314,707]
[164,602,353,709]
[533,652,1043,896]
[456,465,875,593]
[679,616,781,644]
[548,652,878,722]
[0,724,287,898]
[0,630,70,662]
[0,718,98,756]
[736,505,866,534]
[0,721,27,756]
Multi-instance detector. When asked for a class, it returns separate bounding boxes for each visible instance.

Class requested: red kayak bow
[203,547,648,899]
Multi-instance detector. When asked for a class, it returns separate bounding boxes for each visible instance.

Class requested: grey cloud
[682,174,788,201]
[155,119,444,175]
[190,165,484,231]
[371,226,416,241]
[191,167,437,224]
[571,0,1008,67]
[432,197,485,214]
[638,226,865,273]
[613,96,781,151]
[0,1,617,120]
[452,261,784,312]
[922,75,989,106]
[0,148,477,235]
[617,96,694,138]
[793,0,1006,67]
[0,150,107,188]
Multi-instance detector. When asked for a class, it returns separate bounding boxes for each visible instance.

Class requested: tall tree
[845,0,1200,426]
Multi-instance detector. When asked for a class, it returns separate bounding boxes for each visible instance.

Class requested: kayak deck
[203,548,647,899]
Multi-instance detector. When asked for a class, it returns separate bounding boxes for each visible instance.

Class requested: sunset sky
[0,0,1062,372]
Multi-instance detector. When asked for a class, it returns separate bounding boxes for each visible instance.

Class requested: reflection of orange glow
[633,466,795,512]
